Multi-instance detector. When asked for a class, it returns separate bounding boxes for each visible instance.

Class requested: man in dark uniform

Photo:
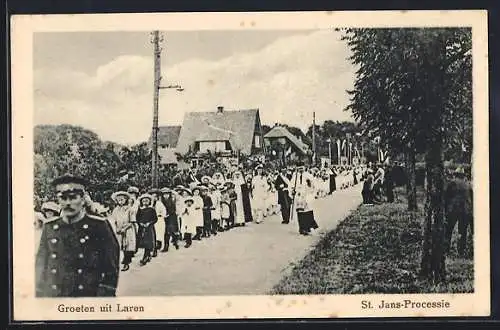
[275,168,292,224]
[35,175,120,297]
[444,166,473,257]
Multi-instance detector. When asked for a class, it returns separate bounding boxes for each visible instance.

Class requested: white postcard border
[10,10,490,320]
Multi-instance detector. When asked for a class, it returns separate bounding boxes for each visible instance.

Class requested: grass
[271,187,474,294]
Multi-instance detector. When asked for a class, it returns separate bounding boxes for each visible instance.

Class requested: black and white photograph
[11,11,489,320]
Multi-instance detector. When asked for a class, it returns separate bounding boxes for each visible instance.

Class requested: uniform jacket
[35,213,120,297]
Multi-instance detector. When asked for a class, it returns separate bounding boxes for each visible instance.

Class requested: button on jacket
[35,213,120,297]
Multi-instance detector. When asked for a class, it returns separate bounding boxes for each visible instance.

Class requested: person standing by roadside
[135,194,157,266]
[36,175,119,297]
[275,169,292,224]
[110,191,137,272]
[160,187,180,252]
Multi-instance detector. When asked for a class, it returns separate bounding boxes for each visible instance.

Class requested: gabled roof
[149,125,181,147]
[264,126,310,155]
[176,109,261,155]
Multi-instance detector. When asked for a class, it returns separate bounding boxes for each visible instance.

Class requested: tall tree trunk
[420,30,447,283]
[420,134,446,282]
[406,146,418,211]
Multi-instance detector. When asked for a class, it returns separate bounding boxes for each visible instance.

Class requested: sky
[34,30,357,145]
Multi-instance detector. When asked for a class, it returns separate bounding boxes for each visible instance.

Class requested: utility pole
[346,133,351,166]
[151,30,162,189]
[150,31,184,189]
[312,112,316,166]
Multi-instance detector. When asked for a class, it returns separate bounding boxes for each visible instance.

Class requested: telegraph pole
[151,31,162,188]
[312,112,316,166]
[149,31,184,188]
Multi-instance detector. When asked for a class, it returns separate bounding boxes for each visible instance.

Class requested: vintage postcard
[10,10,489,320]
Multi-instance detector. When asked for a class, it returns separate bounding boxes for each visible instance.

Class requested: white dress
[232,176,246,225]
[182,205,197,235]
[192,195,204,227]
[210,190,222,220]
[154,200,167,242]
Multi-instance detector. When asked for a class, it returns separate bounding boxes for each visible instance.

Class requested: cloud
[34,30,356,145]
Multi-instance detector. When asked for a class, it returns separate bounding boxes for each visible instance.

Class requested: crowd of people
[35,161,368,274]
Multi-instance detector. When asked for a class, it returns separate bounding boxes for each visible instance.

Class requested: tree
[339,28,472,283]
[34,125,123,204]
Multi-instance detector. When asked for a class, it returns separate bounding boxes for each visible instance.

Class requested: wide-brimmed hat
[175,187,192,196]
[127,186,140,194]
[160,187,173,194]
[138,193,153,203]
[201,176,212,184]
[255,164,263,170]
[111,191,131,202]
[148,188,161,194]
[454,166,466,176]
[191,185,203,193]
[41,201,60,213]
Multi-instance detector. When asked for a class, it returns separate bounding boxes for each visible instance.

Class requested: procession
[34,159,381,297]
[31,26,475,300]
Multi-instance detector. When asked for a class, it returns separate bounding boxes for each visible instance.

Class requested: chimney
[217,106,224,113]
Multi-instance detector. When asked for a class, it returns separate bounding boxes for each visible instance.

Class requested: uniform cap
[51,175,88,188]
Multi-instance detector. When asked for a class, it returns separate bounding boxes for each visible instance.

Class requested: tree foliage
[34,125,123,207]
[339,27,472,283]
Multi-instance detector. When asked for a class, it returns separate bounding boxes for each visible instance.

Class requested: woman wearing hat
[181,195,196,248]
[149,188,166,257]
[110,191,137,271]
[41,201,61,221]
[135,194,158,266]
[191,186,205,240]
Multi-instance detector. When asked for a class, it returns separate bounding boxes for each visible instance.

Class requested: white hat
[111,191,131,202]
[127,186,140,194]
[201,176,212,184]
[41,201,60,213]
[138,193,153,203]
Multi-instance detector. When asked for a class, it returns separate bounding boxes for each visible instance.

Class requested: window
[254,135,261,148]
[199,141,227,153]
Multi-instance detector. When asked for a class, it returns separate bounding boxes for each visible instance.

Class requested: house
[175,106,266,162]
[264,124,310,164]
[148,125,181,165]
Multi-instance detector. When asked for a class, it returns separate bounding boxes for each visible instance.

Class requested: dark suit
[444,178,473,257]
[35,214,119,297]
[275,174,291,223]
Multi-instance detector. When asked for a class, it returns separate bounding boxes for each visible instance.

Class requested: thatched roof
[264,125,310,155]
[149,125,181,148]
[176,108,262,155]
